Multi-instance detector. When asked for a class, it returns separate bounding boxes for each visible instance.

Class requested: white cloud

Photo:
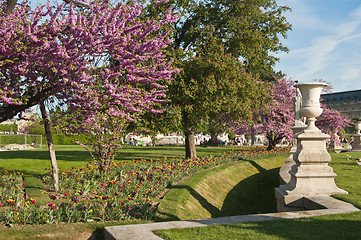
[277,2,361,91]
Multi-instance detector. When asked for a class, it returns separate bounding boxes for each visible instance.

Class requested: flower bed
[0,146,289,225]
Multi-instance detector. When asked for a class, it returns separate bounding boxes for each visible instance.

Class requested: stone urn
[294,82,327,132]
[275,81,347,212]
[355,121,361,135]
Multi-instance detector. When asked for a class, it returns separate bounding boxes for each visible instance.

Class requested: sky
[275,0,361,93]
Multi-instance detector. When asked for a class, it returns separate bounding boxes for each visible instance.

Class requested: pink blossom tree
[232,78,294,149]
[0,0,177,187]
[242,78,294,150]
[232,78,351,150]
[260,78,295,150]
[316,105,351,146]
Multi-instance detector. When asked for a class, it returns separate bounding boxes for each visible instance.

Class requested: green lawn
[154,151,361,240]
[1,146,360,240]
[155,211,361,240]
[0,144,238,173]
[0,144,235,204]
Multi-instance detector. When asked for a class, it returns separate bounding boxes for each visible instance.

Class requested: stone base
[276,163,348,211]
[351,135,361,151]
[275,184,348,212]
[279,125,306,185]
[278,157,294,185]
[275,188,305,211]
[275,131,348,212]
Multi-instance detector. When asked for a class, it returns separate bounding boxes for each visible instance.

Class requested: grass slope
[156,155,288,221]
[155,151,361,240]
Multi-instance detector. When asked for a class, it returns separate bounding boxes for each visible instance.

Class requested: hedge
[0,124,18,133]
[47,134,89,145]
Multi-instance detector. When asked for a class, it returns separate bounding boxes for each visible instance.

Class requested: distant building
[321,89,361,119]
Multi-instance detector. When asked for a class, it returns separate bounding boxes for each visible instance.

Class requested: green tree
[169,37,269,158]
[149,0,291,159]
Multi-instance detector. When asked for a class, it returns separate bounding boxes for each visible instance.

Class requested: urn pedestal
[351,121,361,151]
[279,124,306,185]
[275,83,347,212]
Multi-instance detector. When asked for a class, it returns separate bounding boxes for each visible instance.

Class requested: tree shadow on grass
[171,184,222,218]
[0,145,228,163]
[0,149,91,162]
[159,160,280,220]
[155,210,181,222]
[0,149,178,163]
[239,158,267,172]
[0,147,185,162]
[114,146,186,161]
[0,150,50,160]
[220,167,280,216]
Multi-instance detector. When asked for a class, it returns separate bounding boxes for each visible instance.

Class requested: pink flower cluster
[0,0,178,127]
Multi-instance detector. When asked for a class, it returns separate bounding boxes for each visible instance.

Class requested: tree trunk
[151,134,157,147]
[266,132,283,151]
[208,124,218,144]
[5,0,17,16]
[251,126,256,145]
[210,131,218,144]
[185,127,197,159]
[267,139,276,151]
[40,101,59,192]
